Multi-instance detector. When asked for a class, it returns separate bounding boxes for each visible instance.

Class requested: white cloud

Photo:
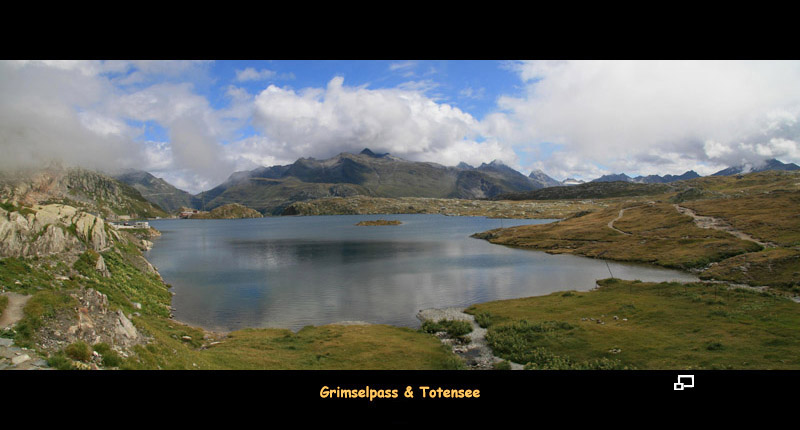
[249,76,515,168]
[235,67,278,82]
[389,61,417,71]
[497,60,800,176]
[0,60,145,172]
[0,60,238,193]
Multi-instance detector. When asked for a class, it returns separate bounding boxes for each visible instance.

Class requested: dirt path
[0,292,31,329]
[418,307,524,370]
[607,208,633,235]
[673,205,773,247]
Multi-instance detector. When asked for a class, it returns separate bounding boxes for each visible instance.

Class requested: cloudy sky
[2,60,799,193]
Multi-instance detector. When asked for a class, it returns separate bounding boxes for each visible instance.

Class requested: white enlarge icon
[673,375,694,390]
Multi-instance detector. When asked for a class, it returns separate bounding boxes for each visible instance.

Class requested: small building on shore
[179,209,200,219]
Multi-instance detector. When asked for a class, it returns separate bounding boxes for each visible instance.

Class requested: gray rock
[115,309,139,340]
[11,354,30,365]
[0,338,13,347]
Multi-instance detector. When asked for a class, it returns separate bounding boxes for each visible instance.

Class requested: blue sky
[3,60,800,193]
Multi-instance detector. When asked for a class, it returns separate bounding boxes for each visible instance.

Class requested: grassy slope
[475,172,800,290]
[466,279,800,369]
[476,202,762,269]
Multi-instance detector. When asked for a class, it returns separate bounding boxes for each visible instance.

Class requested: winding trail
[673,204,773,248]
[607,208,633,235]
[0,292,31,329]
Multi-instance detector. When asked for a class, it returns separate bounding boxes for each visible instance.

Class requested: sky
[2,60,800,193]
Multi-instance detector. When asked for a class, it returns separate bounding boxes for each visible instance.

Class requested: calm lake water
[146,215,697,332]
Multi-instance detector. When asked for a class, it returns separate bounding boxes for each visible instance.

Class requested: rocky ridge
[0,204,110,259]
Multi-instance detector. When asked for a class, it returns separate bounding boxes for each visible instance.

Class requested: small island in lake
[355,219,402,226]
[185,203,263,219]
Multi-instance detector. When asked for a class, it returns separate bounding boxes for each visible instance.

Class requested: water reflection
[146,215,698,331]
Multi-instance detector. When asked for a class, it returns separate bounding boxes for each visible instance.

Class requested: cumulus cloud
[497,60,800,178]
[250,76,516,167]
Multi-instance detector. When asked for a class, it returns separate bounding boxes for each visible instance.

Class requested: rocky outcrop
[0,204,110,258]
[37,288,146,355]
[95,254,111,278]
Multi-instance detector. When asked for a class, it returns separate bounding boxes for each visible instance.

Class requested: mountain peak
[456,162,474,169]
[359,148,389,158]
[592,173,632,183]
[527,169,562,188]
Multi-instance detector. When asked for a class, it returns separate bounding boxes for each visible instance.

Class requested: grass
[421,319,474,343]
[13,290,77,349]
[123,317,464,370]
[72,248,172,318]
[475,202,762,270]
[699,247,800,290]
[0,257,57,294]
[465,279,800,369]
[0,295,7,318]
[680,191,800,247]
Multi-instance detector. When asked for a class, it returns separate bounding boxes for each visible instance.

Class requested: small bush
[473,312,494,328]
[65,341,91,362]
[421,319,473,338]
[47,352,75,370]
[706,342,724,351]
[93,342,123,367]
[494,360,512,370]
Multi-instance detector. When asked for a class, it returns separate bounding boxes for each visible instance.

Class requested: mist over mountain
[113,170,197,213]
[712,158,800,176]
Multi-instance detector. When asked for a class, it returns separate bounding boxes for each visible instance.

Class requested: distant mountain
[474,160,546,193]
[592,173,632,183]
[194,150,546,215]
[113,170,197,213]
[528,169,562,188]
[632,170,700,184]
[591,171,700,184]
[712,159,800,176]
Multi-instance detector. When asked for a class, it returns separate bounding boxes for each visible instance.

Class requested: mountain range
[111,151,800,215]
[591,170,701,184]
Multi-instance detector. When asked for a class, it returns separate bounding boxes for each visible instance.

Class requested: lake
[146,214,698,332]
